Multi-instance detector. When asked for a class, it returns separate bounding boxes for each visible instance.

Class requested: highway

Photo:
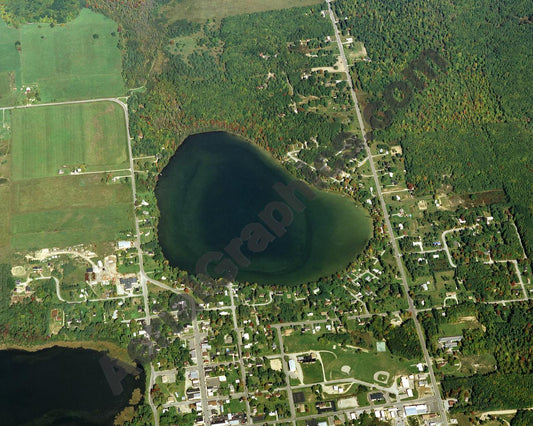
[326,1,449,423]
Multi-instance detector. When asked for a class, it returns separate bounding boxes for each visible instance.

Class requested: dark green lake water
[156,132,372,285]
[0,347,143,425]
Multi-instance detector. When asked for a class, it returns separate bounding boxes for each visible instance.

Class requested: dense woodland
[421,301,533,411]
[333,0,533,269]
[1,0,81,26]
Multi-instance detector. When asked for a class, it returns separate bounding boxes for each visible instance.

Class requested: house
[120,277,138,291]
[369,392,384,402]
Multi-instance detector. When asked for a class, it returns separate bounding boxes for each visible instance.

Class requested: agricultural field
[11,102,129,180]
[0,8,124,103]
[161,0,323,22]
[9,173,133,251]
[0,101,133,259]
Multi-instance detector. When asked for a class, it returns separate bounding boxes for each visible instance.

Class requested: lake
[0,346,143,425]
[156,131,372,285]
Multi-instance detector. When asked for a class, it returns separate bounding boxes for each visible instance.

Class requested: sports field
[11,102,129,180]
[161,0,323,22]
[0,8,124,103]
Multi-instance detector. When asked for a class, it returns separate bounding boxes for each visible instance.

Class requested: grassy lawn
[284,330,331,353]
[11,102,128,180]
[0,185,11,253]
[0,9,124,103]
[0,23,21,98]
[301,361,324,384]
[161,0,324,22]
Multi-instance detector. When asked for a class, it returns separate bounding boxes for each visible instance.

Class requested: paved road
[116,97,161,425]
[326,2,449,423]
[229,284,253,422]
[272,324,297,424]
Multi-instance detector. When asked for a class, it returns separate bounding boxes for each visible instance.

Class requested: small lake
[0,346,144,425]
[156,131,372,285]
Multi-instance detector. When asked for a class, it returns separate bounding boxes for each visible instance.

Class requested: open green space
[0,8,124,103]
[301,361,324,384]
[0,101,134,256]
[284,331,414,385]
[11,204,133,250]
[0,23,21,94]
[8,173,133,251]
[11,102,129,180]
[161,0,323,22]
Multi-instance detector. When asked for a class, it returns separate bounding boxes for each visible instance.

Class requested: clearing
[9,174,133,251]
[161,0,324,22]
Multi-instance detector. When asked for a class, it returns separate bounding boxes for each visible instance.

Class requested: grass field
[11,102,129,180]
[284,331,415,386]
[9,173,133,250]
[0,8,124,103]
[0,100,134,258]
[0,22,21,90]
[161,0,324,22]
[301,361,324,384]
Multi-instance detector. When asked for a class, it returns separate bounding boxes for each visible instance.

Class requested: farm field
[0,100,134,259]
[9,173,134,251]
[161,0,323,22]
[11,102,129,180]
[0,8,124,103]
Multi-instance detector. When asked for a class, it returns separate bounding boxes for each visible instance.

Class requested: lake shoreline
[156,131,372,285]
[0,340,134,365]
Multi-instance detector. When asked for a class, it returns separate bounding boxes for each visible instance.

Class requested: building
[288,359,296,373]
[119,277,138,291]
[438,336,463,349]
[117,240,134,250]
[369,392,384,402]
[404,404,428,416]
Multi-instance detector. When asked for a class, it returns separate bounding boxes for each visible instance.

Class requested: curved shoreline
[0,340,135,366]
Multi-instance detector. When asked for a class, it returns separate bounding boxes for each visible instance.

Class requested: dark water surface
[156,131,372,285]
[0,346,143,425]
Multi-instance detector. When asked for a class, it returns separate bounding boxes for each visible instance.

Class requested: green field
[301,361,324,384]
[284,331,415,386]
[8,173,133,250]
[0,100,134,258]
[0,8,124,103]
[161,0,323,22]
[11,102,129,180]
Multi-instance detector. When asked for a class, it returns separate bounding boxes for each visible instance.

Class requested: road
[326,1,449,423]
[272,324,297,424]
[228,284,253,422]
[116,96,161,425]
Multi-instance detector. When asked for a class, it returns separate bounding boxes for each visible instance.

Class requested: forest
[421,302,533,411]
[1,0,81,26]
[333,0,533,270]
